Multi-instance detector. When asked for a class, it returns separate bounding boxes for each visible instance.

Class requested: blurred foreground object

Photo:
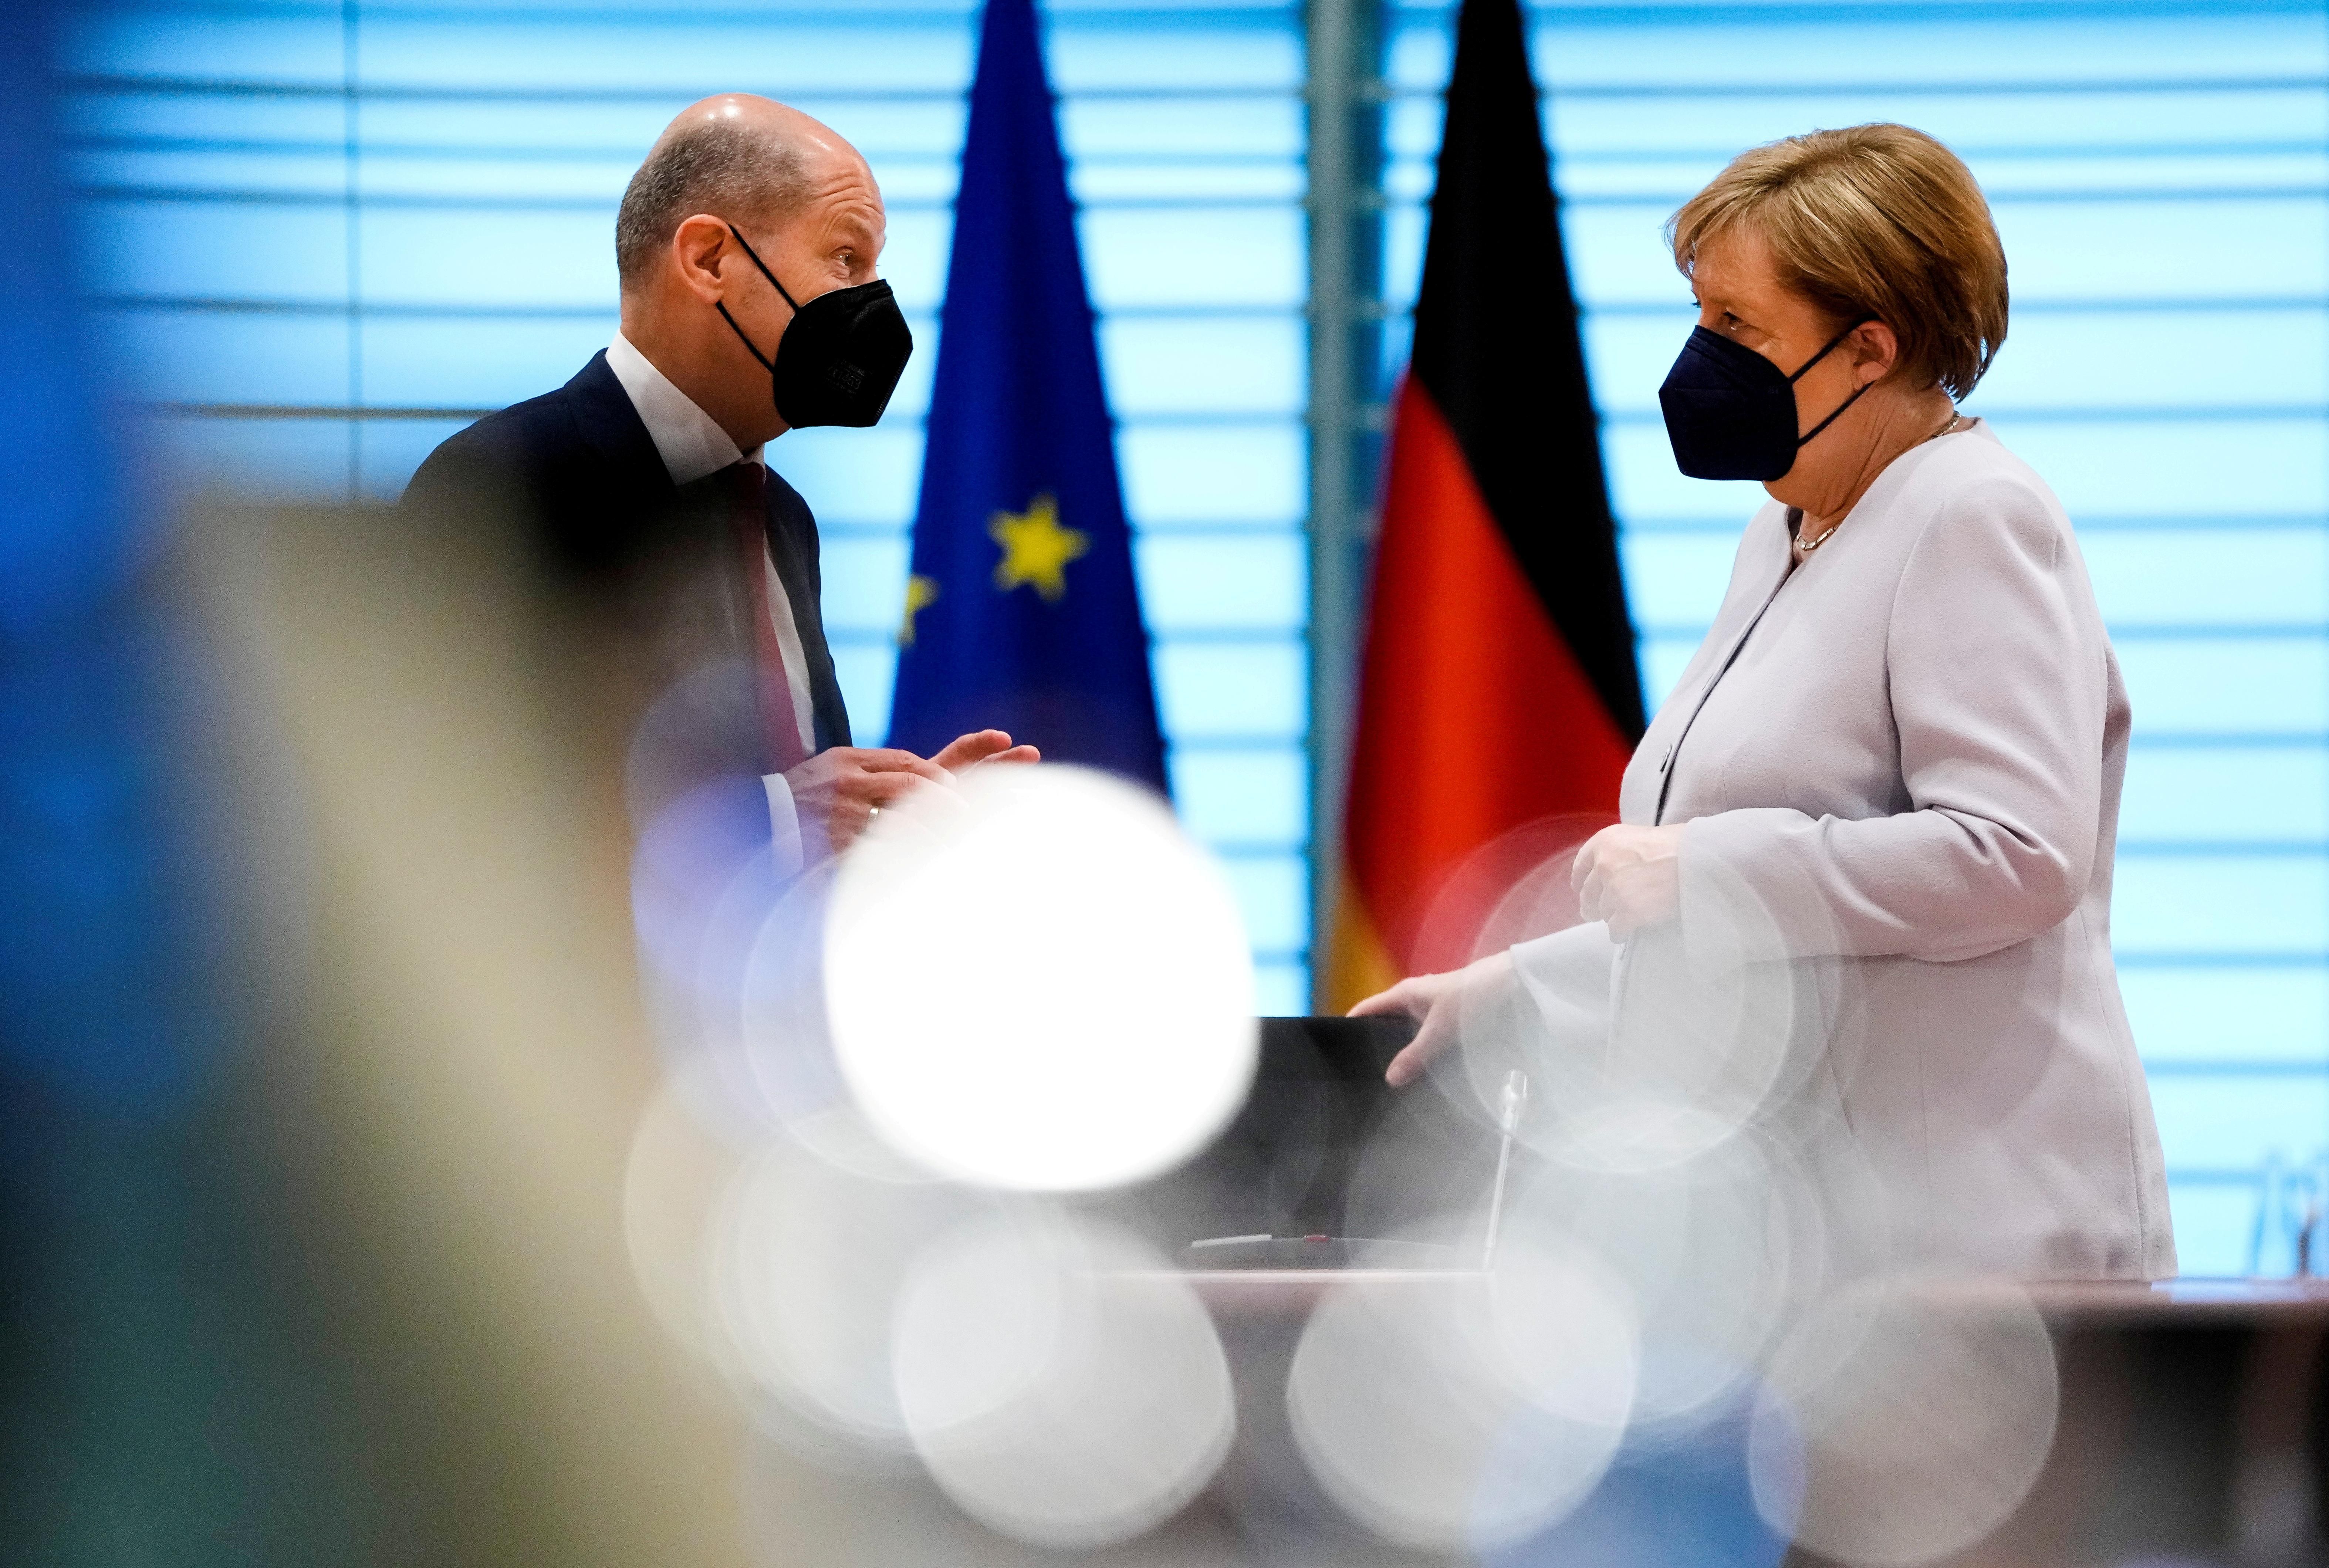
[1183,1261,2329,1568]
[0,1,382,1557]
[827,764,1254,1190]
[178,496,759,1565]
[1324,0,1642,1010]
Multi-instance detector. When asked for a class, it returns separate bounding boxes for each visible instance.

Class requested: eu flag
[886,0,1169,792]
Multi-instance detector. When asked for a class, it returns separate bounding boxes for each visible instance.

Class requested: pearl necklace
[1796,410,1964,555]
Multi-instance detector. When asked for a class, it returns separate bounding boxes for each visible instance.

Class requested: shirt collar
[604,331,764,485]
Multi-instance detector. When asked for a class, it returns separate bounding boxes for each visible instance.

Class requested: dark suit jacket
[399,351,852,770]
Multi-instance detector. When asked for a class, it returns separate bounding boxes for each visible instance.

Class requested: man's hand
[785,747,954,858]
[1351,951,1516,1088]
[932,729,1040,774]
[1571,823,1685,937]
[785,732,1038,859]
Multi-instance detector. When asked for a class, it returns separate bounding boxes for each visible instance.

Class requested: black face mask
[1656,316,1874,481]
[715,223,913,429]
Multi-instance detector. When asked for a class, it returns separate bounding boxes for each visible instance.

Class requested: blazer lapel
[761,470,853,751]
[568,348,852,757]
[564,350,673,505]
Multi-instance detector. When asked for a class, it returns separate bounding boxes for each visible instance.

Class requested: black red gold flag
[1326,0,1644,1007]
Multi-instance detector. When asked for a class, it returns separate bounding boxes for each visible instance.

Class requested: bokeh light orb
[890,1214,1234,1547]
[1749,1277,2059,1566]
[1287,1237,1638,1552]
[825,764,1256,1191]
[1510,1135,1822,1426]
[711,1115,980,1454]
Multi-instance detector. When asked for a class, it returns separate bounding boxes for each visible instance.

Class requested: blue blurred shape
[0,0,209,1110]
[1484,1401,1789,1568]
[886,0,1167,791]
[1,4,128,627]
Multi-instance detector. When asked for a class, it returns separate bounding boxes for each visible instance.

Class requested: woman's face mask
[715,222,914,429]
[1656,315,1874,481]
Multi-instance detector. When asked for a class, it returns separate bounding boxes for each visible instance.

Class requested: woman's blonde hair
[1666,124,2008,401]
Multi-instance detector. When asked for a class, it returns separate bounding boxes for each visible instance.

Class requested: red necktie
[722,461,811,774]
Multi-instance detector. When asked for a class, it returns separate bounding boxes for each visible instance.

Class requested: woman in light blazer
[1356,123,2174,1281]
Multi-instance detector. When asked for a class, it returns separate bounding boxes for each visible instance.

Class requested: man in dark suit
[401,93,1033,873]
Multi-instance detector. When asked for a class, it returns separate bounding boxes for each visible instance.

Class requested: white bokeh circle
[1750,1277,2059,1566]
[710,1116,980,1453]
[825,764,1256,1190]
[890,1214,1234,1547]
[1286,1237,1638,1552]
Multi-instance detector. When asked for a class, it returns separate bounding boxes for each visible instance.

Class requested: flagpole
[1302,0,1386,1011]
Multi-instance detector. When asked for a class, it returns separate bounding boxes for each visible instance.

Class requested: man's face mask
[716,222,913,429]
[1656,315,1874,481]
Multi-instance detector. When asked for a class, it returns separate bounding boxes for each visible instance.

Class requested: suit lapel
[761,470,852,751]
[564,350,673,506]
[570,346,852,756]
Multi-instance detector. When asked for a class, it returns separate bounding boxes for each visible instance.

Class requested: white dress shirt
[604,331,818,876]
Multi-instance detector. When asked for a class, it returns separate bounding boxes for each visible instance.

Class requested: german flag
[1324,0,1644,1009]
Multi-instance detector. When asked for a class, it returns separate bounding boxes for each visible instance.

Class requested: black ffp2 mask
[716,223,913,429]
[1656,316,1873,481]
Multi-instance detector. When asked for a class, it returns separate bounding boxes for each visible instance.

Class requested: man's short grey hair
[614,119,811,288]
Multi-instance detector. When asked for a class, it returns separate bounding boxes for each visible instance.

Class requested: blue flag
[886,0,1169,792]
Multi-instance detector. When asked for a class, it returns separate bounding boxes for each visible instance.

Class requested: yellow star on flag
[900,574,940,645]
[988,493,1089,603]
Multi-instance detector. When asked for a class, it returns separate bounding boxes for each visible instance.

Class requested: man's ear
[669,214,733,304]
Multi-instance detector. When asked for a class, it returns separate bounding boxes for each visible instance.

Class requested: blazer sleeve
[1509,919,1621,1044]
[1677,474,2105,964]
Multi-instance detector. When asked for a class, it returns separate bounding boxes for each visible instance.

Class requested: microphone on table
[1481,1068,1529,1269]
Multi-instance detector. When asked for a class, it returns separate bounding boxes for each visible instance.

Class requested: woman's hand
[1572,824,1685,937]
[1350,951,1516,1088]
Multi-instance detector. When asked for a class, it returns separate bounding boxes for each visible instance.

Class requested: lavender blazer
[1511,420,2175,1280]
